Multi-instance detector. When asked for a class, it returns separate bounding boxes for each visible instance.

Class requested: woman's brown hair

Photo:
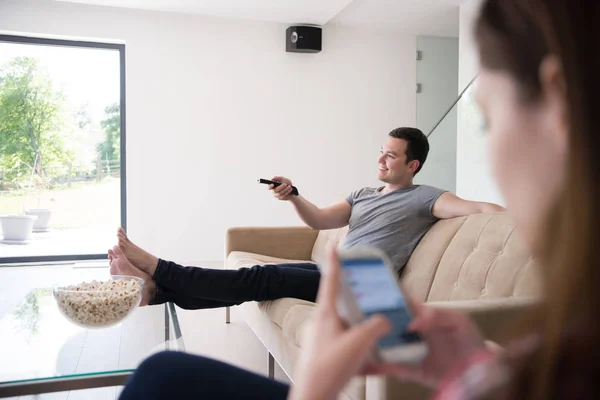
[475,0,600,399]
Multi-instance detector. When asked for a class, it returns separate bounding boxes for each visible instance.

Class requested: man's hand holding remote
[269,176,296,201]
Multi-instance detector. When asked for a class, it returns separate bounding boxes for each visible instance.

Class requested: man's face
[377,137,418,184]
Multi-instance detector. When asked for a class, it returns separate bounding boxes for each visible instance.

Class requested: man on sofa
[109,127,504,309]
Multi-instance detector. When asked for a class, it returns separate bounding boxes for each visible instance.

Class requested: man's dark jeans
[149,259,321,309]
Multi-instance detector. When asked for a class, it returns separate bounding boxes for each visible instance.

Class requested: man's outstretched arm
[432,192,505,220]
[270,176,351,230]
[290,197,351,230]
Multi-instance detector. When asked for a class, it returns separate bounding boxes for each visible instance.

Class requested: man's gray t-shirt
[343,185,446,274]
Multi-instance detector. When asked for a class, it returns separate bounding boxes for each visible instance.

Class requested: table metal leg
[268,352,275,379]
[165,303,170,350]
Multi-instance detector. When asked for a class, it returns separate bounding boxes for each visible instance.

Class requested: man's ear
[408,160,420,174]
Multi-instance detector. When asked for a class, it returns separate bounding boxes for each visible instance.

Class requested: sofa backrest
[311,212,540,303]
[311,225,349,263]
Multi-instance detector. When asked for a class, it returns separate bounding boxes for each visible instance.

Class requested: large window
[0,35,126,263]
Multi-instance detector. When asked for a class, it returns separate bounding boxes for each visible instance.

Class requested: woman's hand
[386,303,487,388]
[288,248,395,400]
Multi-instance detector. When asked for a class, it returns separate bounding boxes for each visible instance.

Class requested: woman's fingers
[409,305,460,332]
[330,315,391,379]
[343,315,390,351]
[362,363,422,380]
[384,364,432,387]
[407,303,437,333]
[362,360,432,386]
[407,297,423,315]
[406,298,424,331]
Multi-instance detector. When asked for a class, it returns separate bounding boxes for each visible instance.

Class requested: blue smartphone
[337,246,427,363]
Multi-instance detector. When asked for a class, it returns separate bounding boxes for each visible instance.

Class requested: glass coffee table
[0,265,185,399]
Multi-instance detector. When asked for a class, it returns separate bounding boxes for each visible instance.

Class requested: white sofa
[225,212,539,400]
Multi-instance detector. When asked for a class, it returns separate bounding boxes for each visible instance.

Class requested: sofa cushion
[226,251,317,329]
[401,216,468,302]
[311,226,349,263]
[424,213,540,302]
[259,298,315,330]
[282,304,316,348]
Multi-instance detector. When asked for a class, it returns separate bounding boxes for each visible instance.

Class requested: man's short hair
[388,127,429,175]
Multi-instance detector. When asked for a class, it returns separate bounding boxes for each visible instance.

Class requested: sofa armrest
[226,226,319,261]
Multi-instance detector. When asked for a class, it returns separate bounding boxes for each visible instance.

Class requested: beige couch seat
[225,213,540,400]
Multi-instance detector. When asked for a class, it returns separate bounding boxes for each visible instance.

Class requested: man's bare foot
[109,246,156,307]
[117,227,159,276]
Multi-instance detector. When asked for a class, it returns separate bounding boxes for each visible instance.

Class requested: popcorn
[54,278,143,328]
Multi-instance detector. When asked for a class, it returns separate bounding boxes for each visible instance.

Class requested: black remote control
[258,179,299,196]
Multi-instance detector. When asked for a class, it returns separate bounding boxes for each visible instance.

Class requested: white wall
[0,0,417,263]
[456,0,504,205]
[415,36,459,193]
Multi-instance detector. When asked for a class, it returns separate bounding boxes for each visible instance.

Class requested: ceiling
[331,0,462,36]
[56,0,462,36]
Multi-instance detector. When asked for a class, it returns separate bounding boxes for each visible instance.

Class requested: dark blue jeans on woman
[119,351,289,399]
[148,259,320,309]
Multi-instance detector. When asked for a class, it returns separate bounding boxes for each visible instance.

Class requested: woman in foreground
[120,0,600,398]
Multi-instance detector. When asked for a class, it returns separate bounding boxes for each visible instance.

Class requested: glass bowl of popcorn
[53,276,144,328]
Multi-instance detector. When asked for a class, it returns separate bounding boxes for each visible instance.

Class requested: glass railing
[415,76,484,192]
[425,76,478,138]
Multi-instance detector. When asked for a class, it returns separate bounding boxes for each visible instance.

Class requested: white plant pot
[0,215,38,244]
[25,208,52,232]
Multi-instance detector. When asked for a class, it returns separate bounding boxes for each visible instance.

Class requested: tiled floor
[0,262,290,400]
[177,305,291,381]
